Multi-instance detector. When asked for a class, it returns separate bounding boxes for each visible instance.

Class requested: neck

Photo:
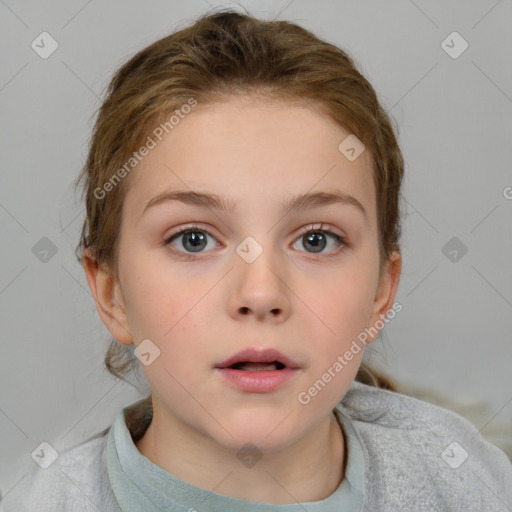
[135,405,346,505]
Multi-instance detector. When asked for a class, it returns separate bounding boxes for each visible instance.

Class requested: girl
[2,8,511,511]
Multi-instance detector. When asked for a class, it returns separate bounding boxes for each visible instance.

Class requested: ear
[82,249,133,345]
[366,251,402,344]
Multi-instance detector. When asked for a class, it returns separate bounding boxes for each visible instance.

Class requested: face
[87,96,400,453]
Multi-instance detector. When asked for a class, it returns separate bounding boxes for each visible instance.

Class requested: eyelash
[163,223,346,260]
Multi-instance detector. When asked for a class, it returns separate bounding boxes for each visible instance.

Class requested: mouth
[215,347,300,371]
[214,348,300,392]
[226,361,287,371]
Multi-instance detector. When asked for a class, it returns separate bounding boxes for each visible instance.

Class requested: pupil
[304,232,326,253]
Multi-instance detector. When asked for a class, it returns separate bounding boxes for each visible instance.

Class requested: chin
[208,418,304,455]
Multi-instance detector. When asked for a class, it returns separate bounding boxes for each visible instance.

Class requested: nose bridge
[230,231,291,320]
[236,232,281,289]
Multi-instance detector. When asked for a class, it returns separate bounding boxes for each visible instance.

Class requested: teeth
[232,362,279,371]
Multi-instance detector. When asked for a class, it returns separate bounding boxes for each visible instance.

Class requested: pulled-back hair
[75,9,404,391]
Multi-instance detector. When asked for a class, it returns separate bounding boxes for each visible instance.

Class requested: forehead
[123,96,376,222]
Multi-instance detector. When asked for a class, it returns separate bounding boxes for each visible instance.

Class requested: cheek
[119,253,216,369]
[125,275,202,342]
[119,242,190,330]
[296,272,372,408]
[301,265,376,343]
[122,271,211,398]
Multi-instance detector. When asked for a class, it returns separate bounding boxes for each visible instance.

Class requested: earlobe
[82,250,133,345]
[366,251,402,344]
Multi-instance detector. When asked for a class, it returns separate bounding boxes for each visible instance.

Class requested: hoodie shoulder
[337,381,512,510]
[0,427,120,512]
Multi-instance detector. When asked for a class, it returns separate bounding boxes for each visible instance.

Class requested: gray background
[1,0,511,497]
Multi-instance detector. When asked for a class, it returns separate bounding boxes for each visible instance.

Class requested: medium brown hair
[75,8,404,391]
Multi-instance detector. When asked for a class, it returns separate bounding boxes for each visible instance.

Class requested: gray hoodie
[1,381,511,511]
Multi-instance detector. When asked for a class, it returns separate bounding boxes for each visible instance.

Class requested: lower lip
[215,368,299,393]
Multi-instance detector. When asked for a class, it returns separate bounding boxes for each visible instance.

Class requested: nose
[227,242,291,323]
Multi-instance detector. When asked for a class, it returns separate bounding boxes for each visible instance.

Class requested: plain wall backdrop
[1,0,511,497]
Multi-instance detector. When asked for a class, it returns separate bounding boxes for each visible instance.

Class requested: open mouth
[228,361,286,371]
[216,356,298,392]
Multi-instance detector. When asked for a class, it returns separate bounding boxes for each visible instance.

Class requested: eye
[164,224,220,256]
[163,222,346,259]
[291,223,346,255]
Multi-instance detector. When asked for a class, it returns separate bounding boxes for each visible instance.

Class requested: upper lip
[215,348,301,369]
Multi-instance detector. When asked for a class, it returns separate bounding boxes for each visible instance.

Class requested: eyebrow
[142,189,367,220]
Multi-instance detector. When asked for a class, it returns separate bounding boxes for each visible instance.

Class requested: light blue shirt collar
[106,400,365,511]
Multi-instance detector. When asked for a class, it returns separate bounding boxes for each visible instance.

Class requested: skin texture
[83,96,401,504]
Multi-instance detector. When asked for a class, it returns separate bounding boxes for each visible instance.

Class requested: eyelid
[295,222,344,238]
[163,223,219,245]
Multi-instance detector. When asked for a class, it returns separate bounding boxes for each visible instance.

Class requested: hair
[74,8,404,393]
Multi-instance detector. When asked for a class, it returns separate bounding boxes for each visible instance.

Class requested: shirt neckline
[106,399,365,511]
